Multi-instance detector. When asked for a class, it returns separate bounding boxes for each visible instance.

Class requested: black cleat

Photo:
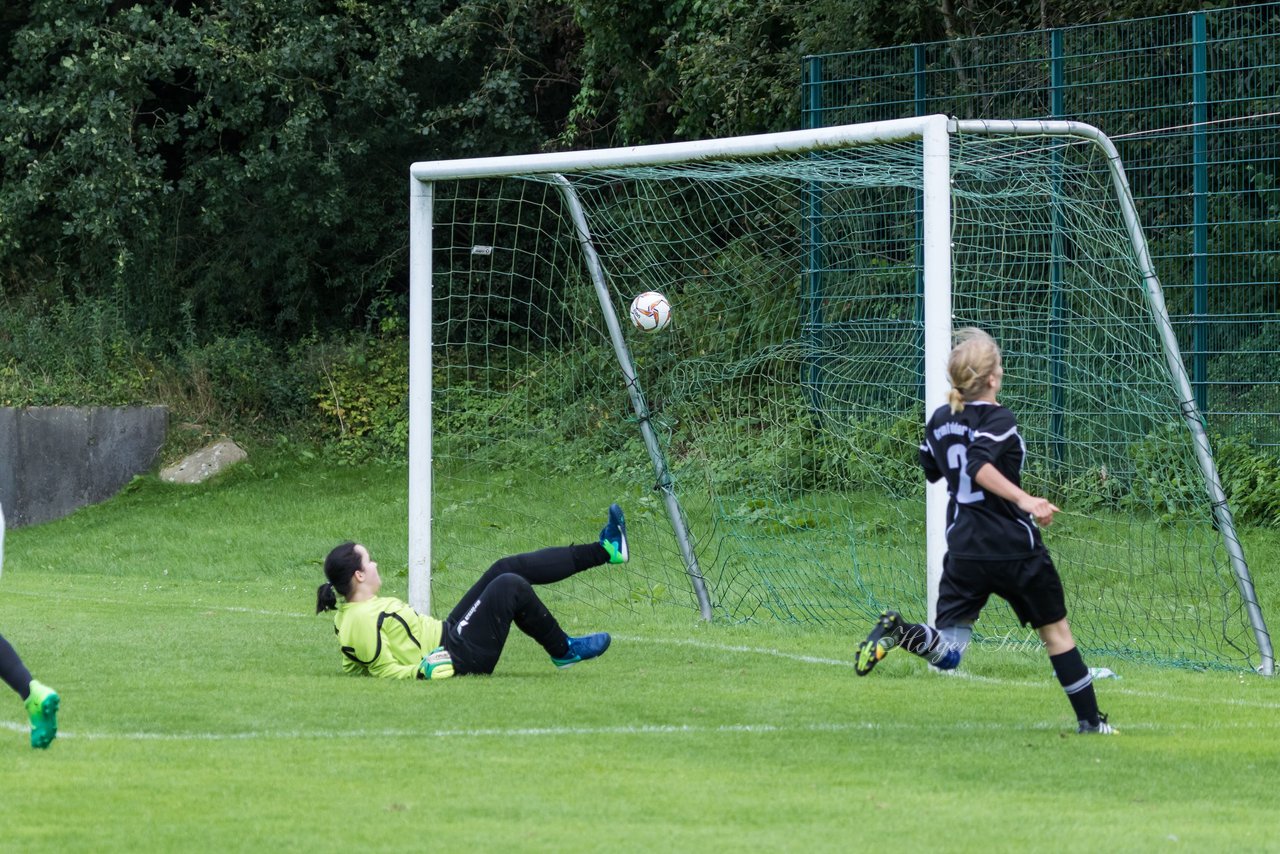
[855,611,905,676]
[1078,712,1119,735]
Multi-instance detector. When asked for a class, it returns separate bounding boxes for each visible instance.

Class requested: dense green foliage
[0,0,1211,345]
[0,0,578,339]
[2,0,1275,510]
[562,0,1209,145]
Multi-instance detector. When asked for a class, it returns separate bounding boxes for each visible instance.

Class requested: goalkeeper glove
[419,646,455,680]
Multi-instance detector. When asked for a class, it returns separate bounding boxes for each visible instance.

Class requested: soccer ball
[629,291,672,332]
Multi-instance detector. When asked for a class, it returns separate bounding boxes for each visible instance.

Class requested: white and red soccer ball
[629,291,672,332]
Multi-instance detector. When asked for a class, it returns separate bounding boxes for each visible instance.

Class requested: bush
[1215,437,1280,528]
[0,294,152,406]
[1055,422,1280,528]
[312,333,410,462]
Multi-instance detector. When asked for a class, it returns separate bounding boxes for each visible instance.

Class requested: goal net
[409,117,1271,673]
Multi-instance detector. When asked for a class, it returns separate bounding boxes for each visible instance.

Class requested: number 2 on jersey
[946,444,985,504]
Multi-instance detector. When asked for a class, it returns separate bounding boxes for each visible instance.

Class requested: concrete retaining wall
[0,406,168,528]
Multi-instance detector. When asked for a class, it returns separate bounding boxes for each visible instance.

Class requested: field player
[0,503,60,748]
[315,504,627,679]
[853,328,1116,735]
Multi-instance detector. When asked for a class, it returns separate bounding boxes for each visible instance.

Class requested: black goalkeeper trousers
[441,543,609,675]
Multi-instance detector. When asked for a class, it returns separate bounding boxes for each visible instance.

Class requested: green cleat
[854,611,905,676]
[25,679,59,749]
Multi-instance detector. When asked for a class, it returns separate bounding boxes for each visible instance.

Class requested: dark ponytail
[315,582,338,614]
[315,541,361,614]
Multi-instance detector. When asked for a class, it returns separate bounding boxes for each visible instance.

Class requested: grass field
[2,457,1278,852]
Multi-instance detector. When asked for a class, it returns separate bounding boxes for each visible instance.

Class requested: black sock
[1050,647,1100,725]
[576,542,610,571]
[900,623,938,657]
[0,634,33,701]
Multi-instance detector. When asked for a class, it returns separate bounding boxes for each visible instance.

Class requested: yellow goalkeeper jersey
[333,596,444,680]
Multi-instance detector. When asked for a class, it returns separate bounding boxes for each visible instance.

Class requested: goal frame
[407,115,1273,675]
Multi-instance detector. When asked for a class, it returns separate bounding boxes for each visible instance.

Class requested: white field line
[6,715,1272,743]
[2,588,314,619]
[0,720,967,741]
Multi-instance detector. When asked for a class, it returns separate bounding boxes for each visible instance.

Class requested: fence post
[1049,28,1067,463]
[803,56,826,419]
[1192,11,1209,413]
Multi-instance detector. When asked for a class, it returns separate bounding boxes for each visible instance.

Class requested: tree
[0,0,579,340]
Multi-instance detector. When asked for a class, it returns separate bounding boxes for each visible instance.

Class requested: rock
[161,439,247,484]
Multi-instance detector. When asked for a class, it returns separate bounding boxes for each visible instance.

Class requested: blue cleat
[600,503,628,564]
[552,632,612,669]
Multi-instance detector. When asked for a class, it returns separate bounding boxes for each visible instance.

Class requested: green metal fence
[803,3,1280,445]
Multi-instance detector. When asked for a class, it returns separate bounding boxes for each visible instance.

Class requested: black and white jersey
[919,400,1044,559]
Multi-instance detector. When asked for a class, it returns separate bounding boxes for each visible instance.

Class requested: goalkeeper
[854,328,1116,735]
[314,504,627,679]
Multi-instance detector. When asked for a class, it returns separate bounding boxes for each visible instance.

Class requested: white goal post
[407,115,1273,675]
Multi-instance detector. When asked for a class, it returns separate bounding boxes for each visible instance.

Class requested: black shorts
[935,549,1067,630]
